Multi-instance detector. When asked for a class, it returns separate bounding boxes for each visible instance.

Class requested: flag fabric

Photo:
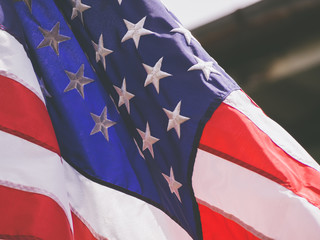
[1,0,320,239]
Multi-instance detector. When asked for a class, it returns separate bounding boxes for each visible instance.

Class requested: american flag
[1,0,320,239]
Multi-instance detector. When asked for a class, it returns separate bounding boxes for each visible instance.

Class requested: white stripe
[193,149,320,240]
[224,90,320,172]
[64,160,192,240]
[0,30,45,103]
[0,129,191,239]
[196,198,272,240]
[0,130,73,229]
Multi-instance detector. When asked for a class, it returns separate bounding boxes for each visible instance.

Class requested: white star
[171,26,193,45]
[37,22,71,56]
[114,78,135,113]
[163,101,190,138]
[90,107,116,141]
[92,34,113,70]
[143,57,172,93]
[64,64,94,99]
[188,56,221,81]
[121,16,154,48]
[162,167,183,202]
[137,122,159,158]
[71,0,91,24]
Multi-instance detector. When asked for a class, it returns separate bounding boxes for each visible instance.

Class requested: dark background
[192,0,320,162]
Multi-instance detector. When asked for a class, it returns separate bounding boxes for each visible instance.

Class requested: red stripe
[72,212,98,240]
[198,202,262,240]
[0,185,72,240]
[0,75,60,155]
[199,103,320,208]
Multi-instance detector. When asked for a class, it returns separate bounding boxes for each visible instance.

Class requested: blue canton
[14,0,240,238]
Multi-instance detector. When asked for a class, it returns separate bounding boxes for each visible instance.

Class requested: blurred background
[162,0,320,162]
